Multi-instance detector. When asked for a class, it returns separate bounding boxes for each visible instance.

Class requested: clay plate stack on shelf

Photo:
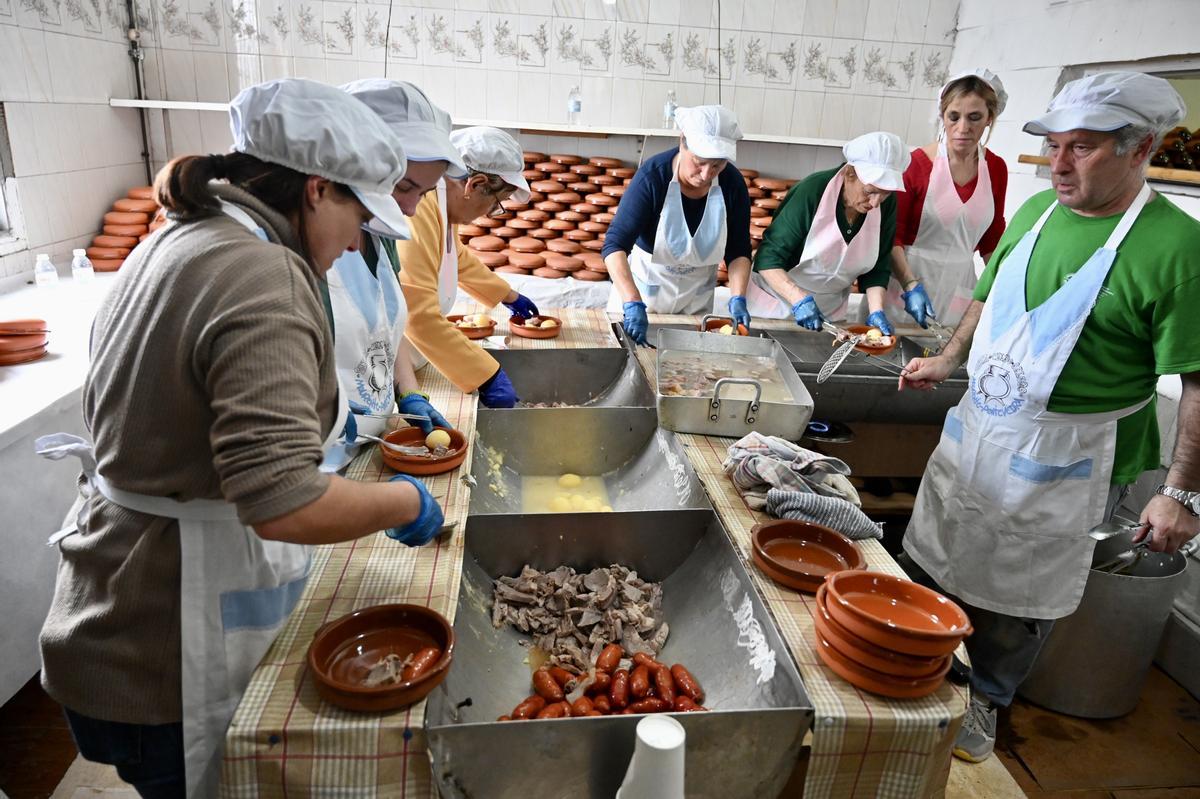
[0,318,50,366]
[88,186,168,272]
[461,155,797,288]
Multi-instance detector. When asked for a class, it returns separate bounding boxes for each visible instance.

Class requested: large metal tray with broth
[425,509,812,799]
[469,407,709,515]
[764,328,968,425]
[655,328,814,440]
[490,347,655,408]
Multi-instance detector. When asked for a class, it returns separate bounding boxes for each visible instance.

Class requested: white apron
[605,162,727,315]
[411,179,461,371]
[904,183,1153,620]
[745,168,880,320]
[37,201,349,798]
[887,144,994,327]
[324,232,408,468]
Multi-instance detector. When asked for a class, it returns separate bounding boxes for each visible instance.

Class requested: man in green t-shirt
[897,72,1200,764]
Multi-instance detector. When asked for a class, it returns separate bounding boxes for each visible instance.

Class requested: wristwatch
[1155,484,1200,516]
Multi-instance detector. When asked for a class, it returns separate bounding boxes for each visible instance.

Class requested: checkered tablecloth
[633,326,969,799]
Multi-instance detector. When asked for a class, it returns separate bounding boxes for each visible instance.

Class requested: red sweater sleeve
[976,149,1008,256]
[894,149,931,247]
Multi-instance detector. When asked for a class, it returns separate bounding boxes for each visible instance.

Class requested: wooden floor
[2,667,1198,798]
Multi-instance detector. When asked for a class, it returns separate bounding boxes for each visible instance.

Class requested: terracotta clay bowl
[0,331,48,351]
[509,314,562,340]
[0,342,48,366]
[814,584,949,678]
[308,603,454,712]
[0,318,48,335]
[751,520,865,593]
[752,548,823,594]
[699,316,749,336]
[380,426,468,475]
[842,324,898,356]
[446,314,495,340]
[813,628,949,699]
[823,571,972,657]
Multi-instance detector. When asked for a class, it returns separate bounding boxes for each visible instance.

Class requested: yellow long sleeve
[396,191,502,393]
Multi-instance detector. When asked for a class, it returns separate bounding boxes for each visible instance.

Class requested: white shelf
[108,99,845,149]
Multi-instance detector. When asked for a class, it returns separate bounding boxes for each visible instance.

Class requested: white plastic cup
[615,715,686,799]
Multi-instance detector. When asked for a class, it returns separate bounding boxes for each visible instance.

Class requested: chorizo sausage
[401,647,441,681]
[586,671,612,695]
[670,664,704,703]
[511,695,546,720]
[628,698,670,714]
[653,666,676,705]
[591,694,612,714]
[596,643,623,673]
[535,701,569,719]
[673,696,707,712]
[548,666,577,691]
[570,696,595,717]
[610,668,630,708]
[532,668,565,702]
[629,665,651,699]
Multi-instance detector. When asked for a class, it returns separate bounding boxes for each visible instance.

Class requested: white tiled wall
[136,0,960,163]
[0,0,149,283]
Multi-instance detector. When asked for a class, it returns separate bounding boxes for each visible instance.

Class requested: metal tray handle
[709,378,762,425]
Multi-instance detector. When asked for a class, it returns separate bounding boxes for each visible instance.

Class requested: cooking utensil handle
[708,378,763,425]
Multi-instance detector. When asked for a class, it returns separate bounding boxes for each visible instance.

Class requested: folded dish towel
[722,431,860,511]
[767,489,883,541]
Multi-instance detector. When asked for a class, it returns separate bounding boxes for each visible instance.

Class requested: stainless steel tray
[425,509,812,798]
[655,328,814,440]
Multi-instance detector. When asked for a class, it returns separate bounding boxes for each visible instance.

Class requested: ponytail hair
[154,152,354,221]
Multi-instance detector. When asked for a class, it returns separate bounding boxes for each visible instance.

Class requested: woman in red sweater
[889,69,1008,328]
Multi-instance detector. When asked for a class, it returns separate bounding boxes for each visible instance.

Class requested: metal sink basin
[425,509,813,799]
[469,407,708,515]
[492,347,655,408]
[763,328,967,425]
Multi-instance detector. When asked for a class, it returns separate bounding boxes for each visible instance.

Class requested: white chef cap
[842,131,910,192]
[449,126,531,203]
[941,68,1008,116]
[341,79,467,180]
[675,105,743,161]
[229,78,409,241]
[1023,71,1186,137]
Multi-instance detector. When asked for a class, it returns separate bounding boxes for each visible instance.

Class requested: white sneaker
[953,696,997,763]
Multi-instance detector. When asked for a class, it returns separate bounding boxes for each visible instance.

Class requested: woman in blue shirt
[602,106,754,344]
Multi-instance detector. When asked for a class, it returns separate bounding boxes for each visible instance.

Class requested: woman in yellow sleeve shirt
[397,126,536,407]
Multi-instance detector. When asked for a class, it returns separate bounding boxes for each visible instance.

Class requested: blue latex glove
[502,293,539,319]
[623,300,649,345]
[791,297,824,331]
[728,295,751,329]
[385,474,444,546]
[867,310,894,336]
[479,367,519,408]
[901,282,935,328]
[396,391,449,436]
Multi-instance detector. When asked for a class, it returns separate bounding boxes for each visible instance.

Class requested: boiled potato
[558,473,582,488]
[600,505,613,513]
[473,313,492,327]
[539,319,559,329]
[585,497,602,512]
[425,429,451,449]
[548,495,572,513]
[718,324,734,335]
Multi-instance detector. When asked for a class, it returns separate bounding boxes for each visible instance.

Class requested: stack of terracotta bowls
[0,318,49,366]
[460,153,796,286]
[88,186,166,272]
[813,571,972,699]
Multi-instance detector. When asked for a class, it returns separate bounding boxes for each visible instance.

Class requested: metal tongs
[816,322,865,384]
[354,432,435,456]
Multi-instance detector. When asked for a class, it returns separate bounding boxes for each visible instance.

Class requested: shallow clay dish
[751,520,864,592]
[699,316,749,336]
[523,151,547,164]
[532,267,568,279]
[546,239,582,255]
[0,318,49,335]
[574,269,607,281]
[0,331,48,351]
[0,341,48,365]
[842,324,898,355]
[475,251,508,268]
[509,314,562,339]
[446,314,496,340]
[307,603,454,712]
[813,629,948,699]
[814,584,948,678]
[380,426,468,475]
[824,571,972,657]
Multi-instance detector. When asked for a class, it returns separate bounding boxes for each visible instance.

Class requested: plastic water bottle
[71,248,95,284]
[663,90,678,128]
[34,253,59,287]
[567,85,582,125]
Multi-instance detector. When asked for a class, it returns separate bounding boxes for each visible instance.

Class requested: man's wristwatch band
[1156,483,1200,516]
